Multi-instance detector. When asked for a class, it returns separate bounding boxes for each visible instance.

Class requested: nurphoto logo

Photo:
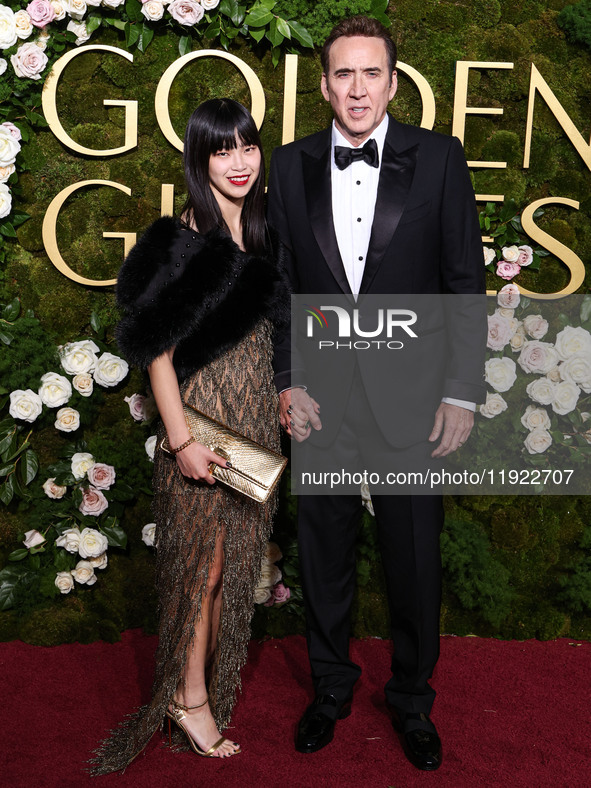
[304,304,418,350]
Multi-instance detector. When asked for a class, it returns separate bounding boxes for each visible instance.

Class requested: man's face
[321,35,397,147]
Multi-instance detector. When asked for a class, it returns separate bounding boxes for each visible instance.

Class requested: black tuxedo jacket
[269,115,486,447]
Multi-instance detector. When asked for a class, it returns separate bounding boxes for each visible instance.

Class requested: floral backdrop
[1,0,590,645]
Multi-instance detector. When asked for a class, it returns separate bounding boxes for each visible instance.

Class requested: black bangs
[199,99,260,154]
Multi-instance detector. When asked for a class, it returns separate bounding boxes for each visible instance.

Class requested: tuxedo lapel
[302,137,351,295]
[360,120,419,294]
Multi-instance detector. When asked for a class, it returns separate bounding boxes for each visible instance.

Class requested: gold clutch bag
[159,404,287,503]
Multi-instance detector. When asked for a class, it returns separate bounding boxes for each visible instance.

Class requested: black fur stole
[115,216,290,382]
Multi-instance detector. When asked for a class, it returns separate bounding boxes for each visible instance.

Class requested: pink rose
[124,393,147,422]
[496,261,521,281]
[272,582,291,604]
[11,41,48,80]
[23,529,46,549]
[1,122,21,141]
[168,0,204,25]
[516,245,533,267]
[87,462,116,490]
[26,0,55,27]
[497,283,521,309]
[79,486,108,517]
[487,312,515,351]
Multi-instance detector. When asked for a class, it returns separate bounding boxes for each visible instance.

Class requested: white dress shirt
[329,116,475,413]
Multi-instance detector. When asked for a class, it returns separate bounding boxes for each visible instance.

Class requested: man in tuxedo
[268,16,485,771]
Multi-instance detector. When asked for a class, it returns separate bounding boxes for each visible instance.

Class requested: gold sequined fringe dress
[91,319,280,774]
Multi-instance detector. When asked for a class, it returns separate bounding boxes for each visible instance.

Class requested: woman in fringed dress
[91,99,289,772]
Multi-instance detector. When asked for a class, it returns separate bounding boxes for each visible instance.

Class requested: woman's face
[208,134,261,205]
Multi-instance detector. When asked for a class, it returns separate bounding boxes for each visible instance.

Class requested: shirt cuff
[442,397,476,412]
[279,385,307,395]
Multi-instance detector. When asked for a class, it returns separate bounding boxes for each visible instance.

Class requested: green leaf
[287,20,313,48]
[178,35,192,56]
[39,571,60,599]
[2,297,20,321]
[125,0,143,23]
[8,548,28,562]
[250,27,266,42]
[0,462,13,477]
[86,15,102,34]
[0,223,17,238]
[90,311,101,334]
[0,566,25,610]
[101,523,128,549]
[124,21,140,48]
[29,554,41,570]
[244,8,273,26]
[0,475,14,505]
[271,45,281,68]
[276,17,291,39]
[137,23,154,53]
[0,429,16,459]
[54,549,75,572]
[112,19,127,31]
[219,0,245,26]
[22,450,39,486]
[0,331,14,346]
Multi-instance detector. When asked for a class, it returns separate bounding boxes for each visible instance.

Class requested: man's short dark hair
[320,15,397,76]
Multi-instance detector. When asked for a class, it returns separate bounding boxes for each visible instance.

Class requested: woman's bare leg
[172,537,239,757]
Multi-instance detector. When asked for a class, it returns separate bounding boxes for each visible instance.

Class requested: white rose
[59,339,98,374]
[484,357,517,393]
[63,0,87,20]
[9,388,42,422]
[201,0,219,9]
[559,352,591,393]
[510,325,527,353]
[141,522,156,546]
[479,392,508,419]
[71,451,94,479]
[56,526,81,553]
[168,0,204,25]
[522,314,549,340]
[0,7,17,50]
[23,529,45,549]
[0,163,15,183]
[360,481,374,516]
[2,121,21,140]
[526,377,556,406]
[0,182,11,218]
[264,542,283,564]
[547,366,562,383]
[55,571,74,594]
[102,0,125,7]
[55,406,80,432]
[86,0,102,5]
[145,435,157,461]
[524,428,552,454]
[50,0,66,19]
[517,341,559,375]
[555,326,591,361]
[254,586,272,605]
[14,10,33,39]
[496,282,521,309]
[87,462,116,490]
[43,477,67,499]
[78,527,109,558]
[517,245,533,267]
[502,245,520,263]
[89,552,108,569]
[73,373,93,397]
[496,307,514,320]
[0,126,21,167]
[141,0,164,20]
[11,41,48,80]
[487,312,515,351]
[0,58,6,75]
[551,380,580,416]
[258,561,282,588]
[38,371,72,407]
[93,352,129,387]
[71,560,97,585]
[520,405,551,431]
[66,19,89,44]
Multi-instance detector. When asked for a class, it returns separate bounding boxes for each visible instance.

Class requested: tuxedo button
[357,217,361,222]
[356,180,361,185]
[358,256,363,261]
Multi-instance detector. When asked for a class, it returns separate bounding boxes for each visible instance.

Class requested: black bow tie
[334,138,379,170]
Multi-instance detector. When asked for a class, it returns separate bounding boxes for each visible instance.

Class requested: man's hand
[429,402,474,458]
[279,388,322,442]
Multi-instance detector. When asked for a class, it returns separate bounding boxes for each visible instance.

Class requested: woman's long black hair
[181,98,267,255]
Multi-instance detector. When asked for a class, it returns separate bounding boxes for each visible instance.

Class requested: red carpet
[1,632,589,787]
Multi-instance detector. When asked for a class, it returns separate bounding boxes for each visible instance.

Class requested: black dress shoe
[391,710,442,771]
[295,694,351,753]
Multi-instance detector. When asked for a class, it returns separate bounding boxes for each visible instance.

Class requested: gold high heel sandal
[165,696,240,758]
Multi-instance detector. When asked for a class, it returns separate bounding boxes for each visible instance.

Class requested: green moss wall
[1,0,590,644]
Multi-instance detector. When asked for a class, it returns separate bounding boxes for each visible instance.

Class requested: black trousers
[297,372,444,714]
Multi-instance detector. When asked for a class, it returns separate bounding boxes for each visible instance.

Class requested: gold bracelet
[171,436,196,454]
